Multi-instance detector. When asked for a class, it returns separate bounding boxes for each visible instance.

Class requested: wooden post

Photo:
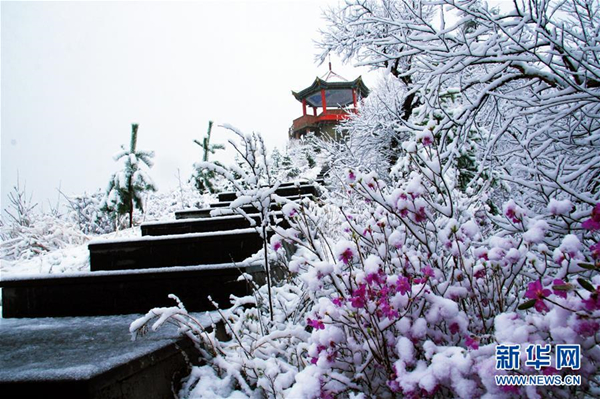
[352,89,358,109]
[321,89,327,114]
[302,98,307,116]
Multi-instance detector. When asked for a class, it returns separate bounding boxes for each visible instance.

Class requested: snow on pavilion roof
[292,76,369,108]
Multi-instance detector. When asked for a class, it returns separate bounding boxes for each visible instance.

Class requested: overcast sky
[1,0,378,212]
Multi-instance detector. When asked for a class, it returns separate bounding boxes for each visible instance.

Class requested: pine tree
[102,123,156,228]
[191,121,225,193]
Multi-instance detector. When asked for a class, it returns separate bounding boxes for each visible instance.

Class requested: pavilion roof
[292,76,369,108]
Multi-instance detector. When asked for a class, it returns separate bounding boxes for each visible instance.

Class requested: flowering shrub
[277,168,599,398]
[133,162,599,398]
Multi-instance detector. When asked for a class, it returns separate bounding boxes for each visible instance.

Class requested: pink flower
[503,200,523,224]
[418,130,434,146]
[414,207,427,223]
[347,170,356,183]
[525,281,551,312]
[320,391,334,399]
[387,379,401,393]
[505,208,520,224]
[574,319,599,337]
[465,335,479,350]
[449,323,460,335]
[500,384,520,394]
[307,318,325,330]
[396,276,410,295]
[339,248,355,265]
[332,297,343,307]
[272,241,282,251]
[381,301,399,319]
[422,266,435,279]
[366,272,384,285]
[350,284,367,308]
[552,279,568,299]
[590,241,600,260]
[582,203,600,230]
[582,288,600,311]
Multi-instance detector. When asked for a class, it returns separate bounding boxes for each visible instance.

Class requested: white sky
[1,0,378,212]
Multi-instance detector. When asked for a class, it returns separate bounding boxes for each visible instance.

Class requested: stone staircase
[0,181,319,398]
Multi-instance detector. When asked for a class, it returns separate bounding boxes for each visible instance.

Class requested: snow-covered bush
[62,190,116,235]
[195,124,291,321]
[272,136,322,182]
[1,182,87,261]
[279,170,599,398]
[143,178,213,222]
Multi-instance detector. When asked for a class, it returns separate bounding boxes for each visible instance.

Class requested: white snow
[0,227,139,278]
[547,198,573,215]
[2,261,262,283]
[460,220,479,240]
[88,227,259,246]
[0,312,215,382]
[140,213,264,227]
[559,234,582,257]
[523,220,549,244]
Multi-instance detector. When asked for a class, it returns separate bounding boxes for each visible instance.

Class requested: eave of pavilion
[291,76,370,107]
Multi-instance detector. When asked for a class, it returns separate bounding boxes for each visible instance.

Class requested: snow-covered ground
[0,227,140,278]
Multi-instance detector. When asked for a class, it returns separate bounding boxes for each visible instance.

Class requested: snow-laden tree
[102,123,156,228]
[320,0,600,211]
[191,120,226,193]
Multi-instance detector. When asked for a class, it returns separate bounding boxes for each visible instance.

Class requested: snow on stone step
[0,313,211,398]
[142,213,261,236]
[141,212,288,237]
[0,263,257,318]
[175,193,316,220]
[88,228,264,271]
[217,183,319,202]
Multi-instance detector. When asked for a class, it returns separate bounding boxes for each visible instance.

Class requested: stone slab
[0,313,206,398]
[88,229,263,271]
[0,265,251,318]
[141,214,260,236]
[174,195,314,220]
[141,214,288,237]
[217,184,318,202]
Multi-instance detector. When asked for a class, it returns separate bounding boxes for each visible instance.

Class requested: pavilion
[290,65,369,140]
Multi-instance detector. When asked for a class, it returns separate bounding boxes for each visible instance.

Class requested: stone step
[0,264,254,318]
[142,214,260,236]
[0,313,199,399]
[141,213,288,237]
[217,183,318,202]
[175,194,314,220]
[89,229,263,271]
[209,194,311,209]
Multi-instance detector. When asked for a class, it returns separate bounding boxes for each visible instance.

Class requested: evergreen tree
[270,147,282,171]
[280,154,300,180]
[102,123,156,228]
[191,121,225,193]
